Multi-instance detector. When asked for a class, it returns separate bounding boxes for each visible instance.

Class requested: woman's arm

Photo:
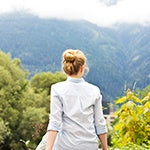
[46,130,58,150]
[98,133,108,150]
[94,88,108,149]
[46,85,63,150]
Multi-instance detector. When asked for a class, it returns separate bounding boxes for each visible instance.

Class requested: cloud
[99,0,123,6]
[0,0,150,26]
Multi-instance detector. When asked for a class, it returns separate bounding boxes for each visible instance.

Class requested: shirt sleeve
[94,88,107,135]
[47,85,63,131]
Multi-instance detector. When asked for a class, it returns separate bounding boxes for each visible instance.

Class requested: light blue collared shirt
[36,77,107,150]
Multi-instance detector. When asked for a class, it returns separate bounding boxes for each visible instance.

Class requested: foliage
[0,51,66,149]
[136,85,150,99]
[0,50,150,149]
[112,88,150,149]
[30,72,66,94]
[0,118,11,146]
[109,143,149,150]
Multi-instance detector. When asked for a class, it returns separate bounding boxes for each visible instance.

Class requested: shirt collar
[67,76,85,83]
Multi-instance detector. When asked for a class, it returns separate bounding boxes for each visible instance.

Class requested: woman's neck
[69,74,82,78]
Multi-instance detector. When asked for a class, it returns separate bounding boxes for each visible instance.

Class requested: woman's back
[37,49,108,150]
[47,77,106,150]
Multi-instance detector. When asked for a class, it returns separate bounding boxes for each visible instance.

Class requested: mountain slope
[0,12,149,100]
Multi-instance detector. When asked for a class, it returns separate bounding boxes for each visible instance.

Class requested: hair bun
[64,51,75,62]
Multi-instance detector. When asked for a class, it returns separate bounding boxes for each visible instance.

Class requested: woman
[36,49,108,150]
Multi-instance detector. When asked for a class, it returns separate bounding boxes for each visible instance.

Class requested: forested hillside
[0,12,150,100]
[0,49,149,150]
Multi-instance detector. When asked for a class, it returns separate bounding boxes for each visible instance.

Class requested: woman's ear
[80,65,85,73]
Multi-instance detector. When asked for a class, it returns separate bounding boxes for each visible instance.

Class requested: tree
[0,118,10,147]
[112,88,150,149]
[30,72,66,94]
[0,50,29,149]
[0,50,67,149]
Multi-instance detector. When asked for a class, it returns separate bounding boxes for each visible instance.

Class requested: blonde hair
[62,49,88,76]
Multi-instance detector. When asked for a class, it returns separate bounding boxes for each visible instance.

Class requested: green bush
[111,88,150,149]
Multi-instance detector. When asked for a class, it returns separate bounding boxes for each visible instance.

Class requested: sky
[0,0,150,26]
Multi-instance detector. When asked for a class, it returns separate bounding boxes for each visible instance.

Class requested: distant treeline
[0,12,150,100]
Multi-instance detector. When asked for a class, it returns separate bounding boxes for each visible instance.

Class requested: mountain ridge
[0,12,149,100]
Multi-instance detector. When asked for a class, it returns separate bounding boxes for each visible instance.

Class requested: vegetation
[111,87,150,149]
[0,50,150,149]
[0,12,149,100]
[0,51,66,149]
[0,11,150,146]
